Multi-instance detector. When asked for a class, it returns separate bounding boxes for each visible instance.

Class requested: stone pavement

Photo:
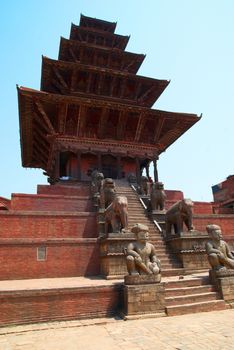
[0,309,234,350]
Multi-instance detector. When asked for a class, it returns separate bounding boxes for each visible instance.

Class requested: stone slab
[123,282,165,316]
[124,274,161,285]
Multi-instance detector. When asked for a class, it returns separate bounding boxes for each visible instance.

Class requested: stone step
[161,263,182,270]
[165,285,215,297]
[161,268,184,277]
[158,257,181,264]
[165,291,219,306]
[166,299,226,316]
[165,277,210,289]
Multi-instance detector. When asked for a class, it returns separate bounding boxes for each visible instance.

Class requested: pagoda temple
[1,14,234,327]
[18,14,200,184]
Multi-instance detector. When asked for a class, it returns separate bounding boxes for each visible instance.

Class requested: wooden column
[77,151,81,181]
[54,151,60,180]
[98,153,102,172]
[117,155,122,179]
[153,156,159,183]
[136,157,141,184]
[146,161,150,179]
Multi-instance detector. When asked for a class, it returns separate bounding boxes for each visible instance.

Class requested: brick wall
[11,194,93,212]
[0,284,122,326]
[165,190,184,201]
[193,201,213,214]
[0,240,100,280]
[0,212,97,238]
[37,184,90,196]
[193,214,234,236]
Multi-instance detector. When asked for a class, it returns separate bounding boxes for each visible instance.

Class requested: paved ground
[0,272,208,292]
[0,309,234,350]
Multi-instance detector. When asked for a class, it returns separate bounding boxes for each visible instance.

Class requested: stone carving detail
[100,178,117,208]
[125,223,161,277]
[150,182,166,211]
[104,195,128,234]
[139,176,149,195]
[165,199,194,236]
[206,224,234,271]
[91,170,104,195]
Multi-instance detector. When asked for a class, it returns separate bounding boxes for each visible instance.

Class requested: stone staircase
[165,274,226,315]
[114,180,227,315]
[114,180,183,276]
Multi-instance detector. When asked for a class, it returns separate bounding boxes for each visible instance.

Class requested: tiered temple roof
[18,15,200,181]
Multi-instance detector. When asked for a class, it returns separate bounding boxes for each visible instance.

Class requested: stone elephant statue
[100,178,116,208]
[104,195,128,234]
[150,182,166,211]
[165,198,194,236]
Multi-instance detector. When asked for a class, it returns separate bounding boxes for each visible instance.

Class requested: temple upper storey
[17,14,200,183]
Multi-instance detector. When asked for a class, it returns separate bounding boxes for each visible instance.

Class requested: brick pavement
[0,309,234,350]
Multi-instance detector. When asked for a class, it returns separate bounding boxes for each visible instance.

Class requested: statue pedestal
[122,275,165,319]
[99,232,135,279]
[209,269,234,306]
[166,231,210,271]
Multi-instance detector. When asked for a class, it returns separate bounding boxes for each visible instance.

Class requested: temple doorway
[59,151,78,179]
[102,154,118,179]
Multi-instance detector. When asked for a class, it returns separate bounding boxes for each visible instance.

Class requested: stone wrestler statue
[126,223,161,276]
[206,224,234,271]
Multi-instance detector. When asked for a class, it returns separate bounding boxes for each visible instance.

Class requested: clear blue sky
[0,0,234,201]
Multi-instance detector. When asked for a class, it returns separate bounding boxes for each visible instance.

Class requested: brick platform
[0,277,122,326]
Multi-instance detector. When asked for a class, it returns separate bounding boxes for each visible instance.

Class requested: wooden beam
[93,50,98,66]
[33,143,48,165]
[79,45,84,62]
[119,78,127,98]
[33,110,51,134]
[135,81,142,101]
[110,76,117,96]
[107,52,112,69]
[97,74,104,95]
[51,78,65,94]
[34,101,56,134]
[138,85,156,103]
[134,112,146,142]
[52,66,68,90]
[33,128,50,149]
[153,117,165,143]
[77,105,87,136]
[33,121,50,145]
[58,103,68,133]
[86,72,93,93]
[70,68,77,91]
[97,108,109,139]
[125,58,137,71]
[68,46,78,62]
[116,111,127,140]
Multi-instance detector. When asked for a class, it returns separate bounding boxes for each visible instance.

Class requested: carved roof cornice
[41,56,169,107]
[42,56,164,84]
[55,137,159,158]
[79,14,117,34]
[18,86,200,170]
[18,87,199,122]
[58,37,145,73]
[70,23,129,50]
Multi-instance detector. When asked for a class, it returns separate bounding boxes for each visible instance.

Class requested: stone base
[123,280,165,317]
[99,233,135,278]
[167,234,210,270]
[120,311,166,321]
[209,269,234,304]
[124,274,161,285]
